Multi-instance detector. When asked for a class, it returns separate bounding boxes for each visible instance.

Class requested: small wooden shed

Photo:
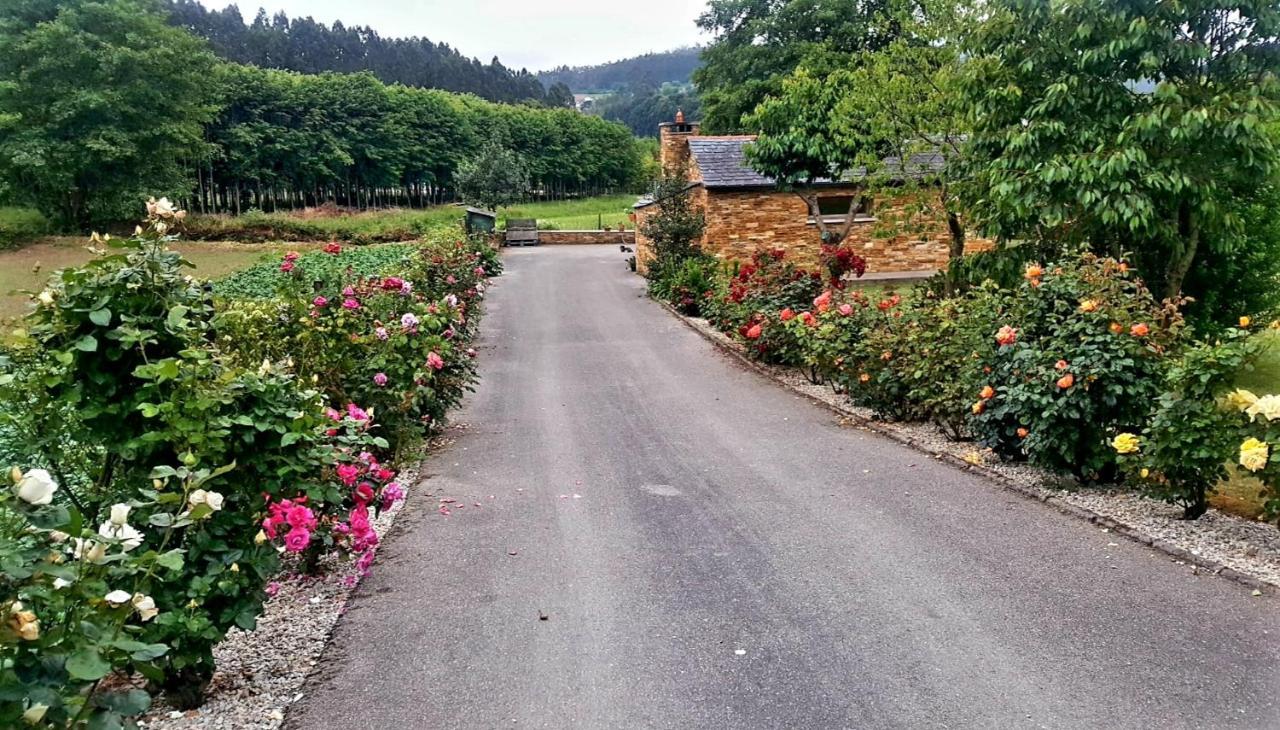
[464,207,497,235]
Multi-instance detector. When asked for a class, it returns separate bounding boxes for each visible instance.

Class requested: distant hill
[164,0,547,104]
[538,48,702,93]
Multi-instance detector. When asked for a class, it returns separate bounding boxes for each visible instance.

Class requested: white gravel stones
[679,309,1280,589]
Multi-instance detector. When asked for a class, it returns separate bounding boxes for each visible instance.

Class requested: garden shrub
[0,207,50,250]
[969,253,1184,481]
[648,256,720,316]
[216,233,493,456]
[0,198,495,723]
[1113,326,1267,518]
[707,249,824,364]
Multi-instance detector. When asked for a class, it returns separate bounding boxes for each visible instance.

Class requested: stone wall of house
[636,186,991,275]
[536,229,635,246]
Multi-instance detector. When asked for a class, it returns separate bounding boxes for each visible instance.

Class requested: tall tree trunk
[1165,201,1199,300]
[944,210,967,296]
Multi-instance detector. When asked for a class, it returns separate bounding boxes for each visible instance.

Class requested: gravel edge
[660,300,1280,592]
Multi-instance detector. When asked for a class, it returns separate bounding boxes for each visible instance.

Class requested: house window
[811,195,875,224]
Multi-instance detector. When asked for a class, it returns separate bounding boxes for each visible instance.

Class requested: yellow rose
[1245,394,1280,422]
[1239,438,1270,472]
[1139,468,1150,479]
[1111,433,1140,454]
[1079,299,1099,313]
[1239,316,1252,328]
[1227,389,1259,412]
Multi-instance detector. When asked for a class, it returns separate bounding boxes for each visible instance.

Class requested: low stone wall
[535,230,635,246]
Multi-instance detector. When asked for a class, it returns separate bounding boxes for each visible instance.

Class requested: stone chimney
[658,110,700,173]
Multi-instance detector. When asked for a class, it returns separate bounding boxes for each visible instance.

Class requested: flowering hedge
[653,244,1280,524]
[0,202,498,725]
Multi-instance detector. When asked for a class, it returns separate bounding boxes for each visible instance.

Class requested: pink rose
[342,298,360,310]
[354,482,376,503]
[284,528,311,553]
[280,261,295,273]
[313,296,328,308]
[838,303,853,316]
[373,372,388,387]
[427,352,444,370]
[336,463,360,486]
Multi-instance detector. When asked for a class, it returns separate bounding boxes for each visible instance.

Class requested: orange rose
[972,401,985,415]
[780,308,795,321]
[1130,322,1150,337]
[1025,263,1044,280]
[1057,372,1075,389]
[859,373,871,383]
[1016,427,1030,439]
[1109,322,1124,334]
[746,324,762,340]
[995,325,1018,346]
[1055,359,1068,370]
[979,385,995,400]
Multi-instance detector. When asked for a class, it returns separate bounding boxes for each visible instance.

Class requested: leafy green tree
[640,164,706,267]
[0,0,219,229]
[742,67,870,245]
[544,82,576,109]
[455,141,531,212]
[958,0,1280,300]
[694,0,913,132]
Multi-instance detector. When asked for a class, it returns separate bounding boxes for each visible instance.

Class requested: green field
[0,238,321,321]
[500,195,635,230]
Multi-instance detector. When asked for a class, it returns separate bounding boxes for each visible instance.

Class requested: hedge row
[0,200,499,726]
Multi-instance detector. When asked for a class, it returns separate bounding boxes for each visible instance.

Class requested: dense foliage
[958,0,1280,300]
[165,0,547,103]
[694,0,916,131]
[539,48,703,93]
[592,84,704,138]
[0,0,220,229]
[0,0,646,230]
[0,200,498,724]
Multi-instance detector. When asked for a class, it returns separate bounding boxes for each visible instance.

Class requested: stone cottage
[632,115,988,276]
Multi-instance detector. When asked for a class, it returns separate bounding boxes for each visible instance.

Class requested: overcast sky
[205,0,709,71]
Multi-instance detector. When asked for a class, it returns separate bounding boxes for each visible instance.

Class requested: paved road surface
[289,246,1279,729]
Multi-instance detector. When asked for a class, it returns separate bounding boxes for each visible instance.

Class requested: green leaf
[66,648,112,680]
[89,308,112,326]
[155,550,184,572]
[74,334,98,352]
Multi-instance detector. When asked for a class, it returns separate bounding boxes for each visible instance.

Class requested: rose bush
[0,204,495,723]
[969,254,1184,480]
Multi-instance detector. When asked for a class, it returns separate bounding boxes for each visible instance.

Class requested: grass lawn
[500,195,636,230]
[0,238,320,321]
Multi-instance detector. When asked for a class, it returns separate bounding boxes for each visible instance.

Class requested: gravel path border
[661,301,1280,592]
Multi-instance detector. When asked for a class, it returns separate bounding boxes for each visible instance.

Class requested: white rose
[13,469,58,505]
[1246,394,1280,422]
[22,702,48,724]
[98,521,144,551]
[109,503,131,527]
[53,577,72,590]
[204,491,225,511]
[154,197,175,217]
[72,538,108,564]
[188,489,208,507]
[104,590,132,606]
[131,593,159,621]
[36,290,54,307]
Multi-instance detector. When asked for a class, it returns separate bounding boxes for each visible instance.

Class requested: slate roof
[688,136,950,190]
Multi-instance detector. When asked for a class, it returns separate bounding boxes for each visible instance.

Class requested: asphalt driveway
[288,245,1280,729]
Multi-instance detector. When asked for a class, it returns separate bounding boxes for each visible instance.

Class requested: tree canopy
[694,0,916,132]
[958,0,1280,298]
[164,0,547,104]
[0,0,219,228]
